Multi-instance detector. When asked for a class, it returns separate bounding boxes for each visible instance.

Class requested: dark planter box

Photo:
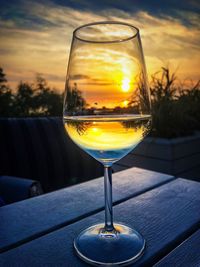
[114,132,200,177]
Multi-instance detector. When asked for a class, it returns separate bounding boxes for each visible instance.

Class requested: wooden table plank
[154,230,200,267]
[1,178,200,267]
[0,168,174,253]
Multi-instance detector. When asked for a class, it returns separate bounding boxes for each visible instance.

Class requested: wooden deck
[0,167,200,266]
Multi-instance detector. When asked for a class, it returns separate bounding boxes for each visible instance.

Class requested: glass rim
[73,21,140,44]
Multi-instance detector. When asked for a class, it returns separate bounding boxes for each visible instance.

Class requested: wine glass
[63,21,151,266]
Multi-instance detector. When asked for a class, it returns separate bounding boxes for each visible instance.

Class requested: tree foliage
[0,68,13,116]
[0,68,63,117]
[65,82,87,114]
[0,67,200,138]
[150,68,200,138]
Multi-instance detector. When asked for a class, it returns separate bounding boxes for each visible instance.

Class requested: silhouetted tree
[34,75,63,116]
[0,68,63,117]
[0,68,13,116]
[14,82,35,116]
[0,68,7,83]
[128,73,151,114]
[150,68,200,138]
[65,82,86,114]
[150,67,177,101]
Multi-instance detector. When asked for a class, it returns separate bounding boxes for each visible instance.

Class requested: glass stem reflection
[104,166,114,231]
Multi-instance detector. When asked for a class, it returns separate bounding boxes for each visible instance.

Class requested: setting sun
[121,78,130,92]
[122,100,129,107]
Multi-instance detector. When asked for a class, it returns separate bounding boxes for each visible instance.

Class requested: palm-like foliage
[150,68,200,138]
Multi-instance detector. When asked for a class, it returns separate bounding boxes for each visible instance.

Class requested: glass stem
[104,166,114,231]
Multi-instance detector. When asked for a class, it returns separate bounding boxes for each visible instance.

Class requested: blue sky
[0,0,199,90]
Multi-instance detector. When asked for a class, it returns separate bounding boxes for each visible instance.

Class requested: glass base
[74,223,145,266]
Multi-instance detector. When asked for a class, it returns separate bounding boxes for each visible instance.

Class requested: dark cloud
[1,0,199,29]
[70,74,90,80]
[50,0,200,26]
[0,0,58,30]
[41,73,64,81]
[70,75,114,85]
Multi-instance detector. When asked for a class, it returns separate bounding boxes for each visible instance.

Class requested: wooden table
[0,167,200,266]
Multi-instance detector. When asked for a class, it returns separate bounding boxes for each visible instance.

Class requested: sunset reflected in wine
[64,115,151,165]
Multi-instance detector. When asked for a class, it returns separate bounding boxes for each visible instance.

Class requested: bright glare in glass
[121,78,130,92]
[92,127,98,132]
[122,100,129,107]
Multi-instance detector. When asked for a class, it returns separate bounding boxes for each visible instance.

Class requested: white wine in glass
[63,21,151,266]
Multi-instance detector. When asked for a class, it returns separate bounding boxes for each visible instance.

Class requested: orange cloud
[0,1,199,92]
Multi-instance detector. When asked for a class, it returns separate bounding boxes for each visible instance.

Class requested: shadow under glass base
[74,223,145,266]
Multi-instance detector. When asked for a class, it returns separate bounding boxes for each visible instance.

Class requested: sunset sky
[0,0,199,92]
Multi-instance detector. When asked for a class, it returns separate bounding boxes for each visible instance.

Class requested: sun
[122,100,129,107]
[121,78,130,92]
